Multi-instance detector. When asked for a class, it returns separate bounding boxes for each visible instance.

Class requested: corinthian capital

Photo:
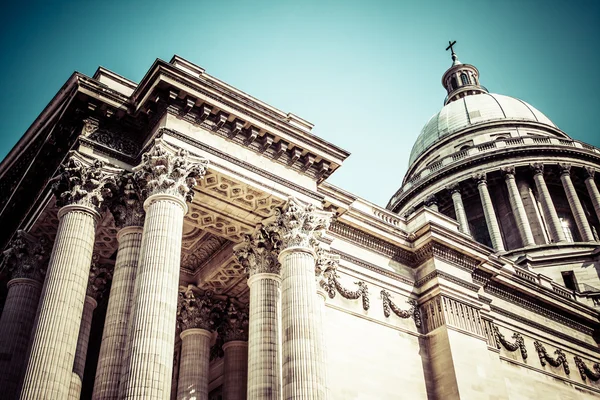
[109,173,145,228]
[133,139,208,202]
[87,258,113,301]
[1,231,50,282]
[51,153,120,211]
[177,286,225,332]
[530,162,544,175]
[234,226,280,276]
[584,166,595,179]
[472,172,487,185]
[264,197,333,251]
[559,163,572,176]
[315,245,339,282]
[221,302,249,342]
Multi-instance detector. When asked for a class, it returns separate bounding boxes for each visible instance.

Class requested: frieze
[415,269,480,292]
[574,356,600,382]
[380,289,421,328]
[88,128,140,157]
[493,325,527,360]
[329,249,414,286]
[534,340,570,375]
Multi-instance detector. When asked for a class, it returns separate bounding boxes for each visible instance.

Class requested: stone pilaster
[93,174,145,400]
[119,140,208,400]
[584,167,600,223]
[448,183,471,235]
[473,173,505,251]
[234,225,281,399]
[176,287,224,400]
[559,164,595,241]
[21,154,118,400]
[0,232,49,399]
[264,197,333,400]
[424,194,439,212]
[501,166,536,247]
[530,163,566,243]
[221,302,249,400]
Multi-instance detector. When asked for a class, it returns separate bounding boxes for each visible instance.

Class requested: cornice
[330,249,414,286]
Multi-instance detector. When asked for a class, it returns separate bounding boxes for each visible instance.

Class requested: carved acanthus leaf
[233,225,280,276]
[133,140,208,202]
[574,356,600,381]
[1,230,50,282]
[533,340,570,375]
[493,325,527,360]
[221,301,249,342]
[177,286,225,332]
[87,258,113,301]
[381,290,421,328]
[109,173,145,228]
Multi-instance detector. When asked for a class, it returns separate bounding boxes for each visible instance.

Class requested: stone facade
[0,51,599,400]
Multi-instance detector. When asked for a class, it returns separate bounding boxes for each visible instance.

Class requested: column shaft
[223,341,248,400]
[20,205,99,400]
[92,227,143,400]
[504,175,536,247]
[0,279,42,399]
[585,176,600,223]
[68,296,97,399]
[280,248,326,400]
[561,172,595,241]
[477,182,505,251]
[532,172,566,243]
[451,191,471,235]
[247,273,281,399]
[176,329,211,400]
[119,195,186,399]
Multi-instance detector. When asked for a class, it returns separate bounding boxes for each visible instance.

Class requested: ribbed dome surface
[409,93,556,165]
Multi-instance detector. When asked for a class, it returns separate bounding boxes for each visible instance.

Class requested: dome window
[450,77,458,90]
[460,73,470,85]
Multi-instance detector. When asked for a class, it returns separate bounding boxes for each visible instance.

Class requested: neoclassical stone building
[0,47,600,400]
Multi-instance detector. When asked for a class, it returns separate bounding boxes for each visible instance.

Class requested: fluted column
[501,167,536,247]
[92,175,145,400]
[0,232,49,399]
[530,163,566,243]
[424,194,439,212]
[234,227,281,399]
[176,287,223,400]
[559,164,595,241]
[448,183,471,235]
[221,302,249,400]
[584,167,600,223]
[119,140,208,400]
[21,155,118,400]
[265,197,332,400]
[473,173,505,251]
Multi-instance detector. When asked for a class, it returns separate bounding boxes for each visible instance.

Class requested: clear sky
[0,0,598,207]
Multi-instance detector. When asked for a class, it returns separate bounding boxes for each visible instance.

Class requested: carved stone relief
[534,340,570,375]
[380,289,421,327]
[493,325,527,360]
[1,230,50,282]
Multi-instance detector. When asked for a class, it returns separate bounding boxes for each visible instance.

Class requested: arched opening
[450,77,458,90]
[460,73,470,86]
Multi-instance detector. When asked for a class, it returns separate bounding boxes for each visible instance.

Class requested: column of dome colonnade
[264,197,333,399]
[69,262,112,399]
[176,287,223,400]
[20,155,119,400]
[234,226,282,399]
[501,166,536,247]
[92,175,145,400]
[118,139,208,400]
[221,302,249,400]
[0,232,49,399]
[447,183,471,235]
[584,167,600,223]
[530,163,567,243]
[473,173,505,252]
[559,164,595,242]
[424,194,439,212]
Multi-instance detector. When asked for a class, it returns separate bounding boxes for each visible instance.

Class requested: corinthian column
[447,183,471,235]
[559,164,595,242]
[584,167,600,224]
[473,173,505,251]
[424,194,439,212]
[530,163,566,243]
[93,175,145,400]
[21,154,118,400]
[265,197,333,400]
[221,302,249,400]
[501,166,536,247]
[119,140,208,400]
[69,262,112,400]
[234,227,281,399]
[0,232,49,399]
[176,287,223,400]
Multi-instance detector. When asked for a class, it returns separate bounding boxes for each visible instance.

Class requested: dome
[408,93,556,165]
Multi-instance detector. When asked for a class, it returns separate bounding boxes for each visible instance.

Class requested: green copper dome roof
[408,93,556,165]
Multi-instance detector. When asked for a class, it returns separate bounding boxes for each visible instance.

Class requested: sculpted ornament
[233,225,280,276]
[530,162,544,175]
[573,356,600,381]
[533,340,570,375]
[381,290,421,328]
[472,172,487,185]
[584,166,595,179]
[133,139,208,202]
[109,173,145,228]
[221,301,249,342]
[51,154,119,211]
[1,230,50,282]
[492,325,527,360]
[177,286,225,332]
[87,258,113,301]
[264,197,333,251]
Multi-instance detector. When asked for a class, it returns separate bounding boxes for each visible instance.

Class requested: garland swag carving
[533,340,570,375]
[574,356,600,381]
[380,290,421,328]
[493,325,527,360]
[320,272,370,311]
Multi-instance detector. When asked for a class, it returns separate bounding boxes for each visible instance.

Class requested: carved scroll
[320,273,370,311]
[493,325,527,360]
[534,340,570,375]
[380,290,421,328]
[574,356,600,381]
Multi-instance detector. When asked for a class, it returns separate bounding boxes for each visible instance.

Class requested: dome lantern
[442,41,488,105]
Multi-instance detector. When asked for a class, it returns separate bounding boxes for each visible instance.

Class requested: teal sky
[0,0,598,207]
